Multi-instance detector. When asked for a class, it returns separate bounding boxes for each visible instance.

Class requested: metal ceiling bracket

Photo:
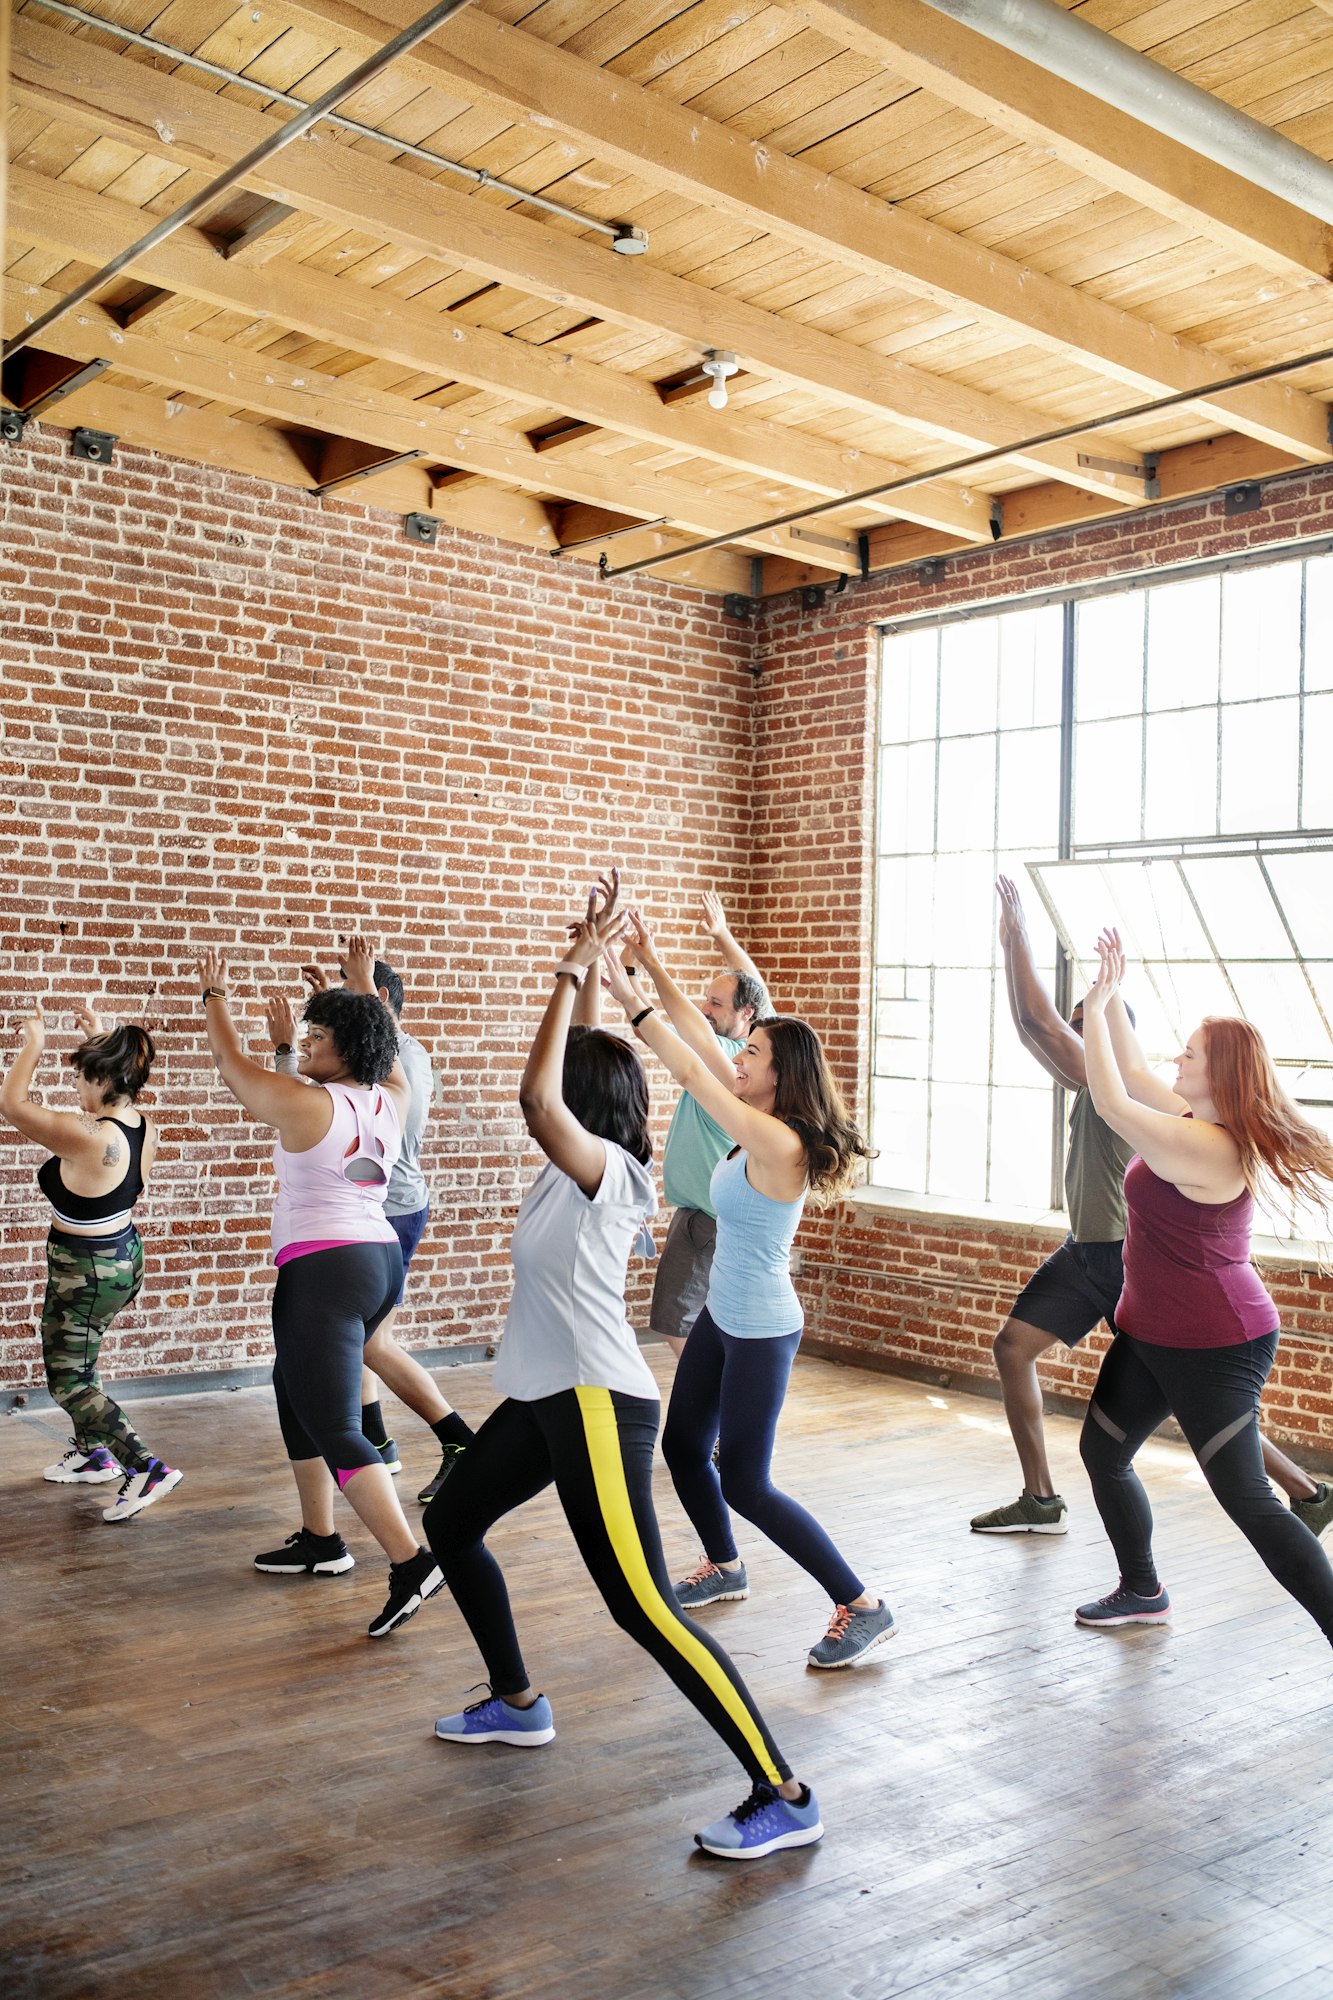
[917,558,947,585]
[989,499,1004,540]
[311,448,424,497]
[801,584,827,611]
[722,593,753,621]
[71,429,117,463]
[403,512,439,545]
[0,409,28,444]
[556,516,668,557]
[1224,483,1263,516]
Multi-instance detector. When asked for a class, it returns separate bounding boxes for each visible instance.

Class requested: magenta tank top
[271,1083,401,1263]
[1117,1152,1277,1348]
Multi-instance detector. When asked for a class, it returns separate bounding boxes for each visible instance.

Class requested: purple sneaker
[434,1691,555,1746]
[694,1782,824,1859]
[44,1442,121,1485]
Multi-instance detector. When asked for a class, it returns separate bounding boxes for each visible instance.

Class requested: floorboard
[4,1348,1332,1999]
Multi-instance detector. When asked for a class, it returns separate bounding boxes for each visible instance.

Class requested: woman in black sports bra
[1,1003,183,1524]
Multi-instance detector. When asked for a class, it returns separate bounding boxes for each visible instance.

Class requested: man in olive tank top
[971,878,1333,1538]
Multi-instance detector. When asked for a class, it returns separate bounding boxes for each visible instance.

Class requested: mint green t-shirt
[662,1036,745,1215]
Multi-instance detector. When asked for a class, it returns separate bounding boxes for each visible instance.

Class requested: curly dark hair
[563,1027,652,1164]
[68,1025,155,1102]
[761,1016,874,1205]
[303,989,398,1086]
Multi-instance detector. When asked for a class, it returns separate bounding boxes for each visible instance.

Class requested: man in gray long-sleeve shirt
[274,950,473,1505]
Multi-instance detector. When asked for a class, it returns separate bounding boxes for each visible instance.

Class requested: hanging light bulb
[700,349,739,411]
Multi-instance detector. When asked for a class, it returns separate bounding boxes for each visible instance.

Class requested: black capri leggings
[271,1242,402,1484]
[424,1384,793,1788]
[1080,1329,1333,1645]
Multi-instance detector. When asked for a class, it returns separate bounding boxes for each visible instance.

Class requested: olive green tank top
[1064,1086,1135,1242]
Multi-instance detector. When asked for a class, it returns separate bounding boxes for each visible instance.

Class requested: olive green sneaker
[1291,1480,1333,1540]
[970,1491,1068,1535]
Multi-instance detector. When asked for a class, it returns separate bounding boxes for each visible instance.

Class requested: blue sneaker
[673,1558,748,1608]
[1075,1579,1171,1627]
[807,1597,896,1669]
[694,1782,823,1859]
[434,1691,555,1747]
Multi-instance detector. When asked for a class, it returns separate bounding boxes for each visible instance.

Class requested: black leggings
[423,1384,792,1787]
[271,1243,402,1483]
[1080,1330,1333,1644]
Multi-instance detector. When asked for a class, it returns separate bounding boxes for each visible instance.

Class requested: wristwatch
[274,1042,293,1055]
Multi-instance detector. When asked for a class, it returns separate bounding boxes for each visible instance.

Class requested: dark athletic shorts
[649,1207,717,1341]
[1009,1233,1123,1346]
[386,1203,430,1306]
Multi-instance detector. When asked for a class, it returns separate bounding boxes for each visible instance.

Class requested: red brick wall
[751,464,1333,1459]
[0,427,757,1391]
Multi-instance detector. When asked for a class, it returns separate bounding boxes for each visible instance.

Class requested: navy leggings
[271,1242,403,1483]
[1080,1330,1333,1644]
[662,1305,864,1605]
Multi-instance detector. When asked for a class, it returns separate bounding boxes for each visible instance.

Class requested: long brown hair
[1202,1017,1333,1221]
[759,1016,873,1205]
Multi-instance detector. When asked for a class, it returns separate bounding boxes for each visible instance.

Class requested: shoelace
[682,1558,721,1587]
[821,1604,855,1642]
[731,1783,781,1823]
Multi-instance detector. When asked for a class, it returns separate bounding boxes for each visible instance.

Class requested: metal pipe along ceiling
[917,0,1333,230]
[3,0,478,359]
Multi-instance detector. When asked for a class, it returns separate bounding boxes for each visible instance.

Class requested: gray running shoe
[673,1558,748,1608]
[1291,1481,1333,1540]
[1075,1579,1170,1627]
[807,1597,896,1670]
[970,1491,1068,1535]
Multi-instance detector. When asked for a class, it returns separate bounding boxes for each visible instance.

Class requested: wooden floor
[5,1348,1333,2000]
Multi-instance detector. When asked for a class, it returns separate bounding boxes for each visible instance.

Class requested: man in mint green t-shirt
[637,895,771,1360]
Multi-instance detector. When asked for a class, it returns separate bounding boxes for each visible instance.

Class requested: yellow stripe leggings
[423,1384,791,1787]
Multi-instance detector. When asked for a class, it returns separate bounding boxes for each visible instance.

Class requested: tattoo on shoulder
[102,1140,121,1166]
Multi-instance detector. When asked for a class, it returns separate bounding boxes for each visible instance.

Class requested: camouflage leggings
[40,1226,152,1472]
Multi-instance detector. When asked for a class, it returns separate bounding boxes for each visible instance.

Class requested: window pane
[876,857,936,967]
[880,628,938,742]
[1182,856,1290,959]
[939,621,999,736]
[936,735,996,853]
[1300,693,1333,827]
[1149,962,1235,1049]
[1222,564,1301,701]
[1305,557,1333,693]
[1104,858,1213,961]
[988,1085,1057,1208]
[997,605,1063,729]
[927,1083,989,1203]
[930,968,993,1084]
[875,965,930,1081]
[870,1077,928,1190]
[1146,575,1220,710]
[1028,859,1111,964]
[1074,717,1142,843]
[1075,592,1144,720]
[1220,698,1298,833]
[996,727,1060,849]
[878,740,937,854]
[1264,852,1333,956]
[1143,707,1217,839]
[1226,962,1333,1063]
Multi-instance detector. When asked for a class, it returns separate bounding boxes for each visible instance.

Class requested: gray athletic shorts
[648,1207,717,1341]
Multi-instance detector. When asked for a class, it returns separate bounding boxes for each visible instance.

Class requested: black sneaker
[254,1528,355,1576]
[377,1438,402,1475]
[417,1444,466,1505]
[368,1545,444,1638]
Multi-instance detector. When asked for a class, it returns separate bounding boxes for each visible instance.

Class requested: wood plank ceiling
[5,0,1333,596]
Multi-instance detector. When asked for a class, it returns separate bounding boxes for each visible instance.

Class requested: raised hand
[602,947,641,1013]
[19,999,45,1054]
[343,935,377,994]
[624,906,658,962]
[73,1002,108,1041]
[1085,933,1124,1015]
[564,883,630,969]
[300,960,331,993]
[265,993,299,1048]
[996,875,1029,948]
[196,949,228,996]
[700,890,727,939]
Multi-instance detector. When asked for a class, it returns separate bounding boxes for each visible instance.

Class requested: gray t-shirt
[384,1028,432,1218]
[494,1143,659,1403]
[1065,1085,1135,1242]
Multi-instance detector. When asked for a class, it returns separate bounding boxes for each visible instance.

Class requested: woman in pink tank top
[197,937,445,1641]
[1072,928,1333,1649]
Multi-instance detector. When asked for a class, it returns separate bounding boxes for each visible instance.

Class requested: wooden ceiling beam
[271,0,1331,462]
[9,23,1153,505]
[7,165,993,547]
[777,0,1333,290]
[2,276,855,571]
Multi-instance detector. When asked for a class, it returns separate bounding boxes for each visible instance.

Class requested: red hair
[1202,1017,1333,1221]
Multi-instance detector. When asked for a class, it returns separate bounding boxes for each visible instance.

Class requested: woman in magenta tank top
[198,938,444,1640]
[1074,928,1333,1643]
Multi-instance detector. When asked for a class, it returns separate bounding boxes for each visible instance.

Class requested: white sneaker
[102,1459,183,1523]
[44,1442,121,1484]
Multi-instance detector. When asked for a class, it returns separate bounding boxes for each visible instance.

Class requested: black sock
[361,1401,389,1448]
[431,1412,473,1450]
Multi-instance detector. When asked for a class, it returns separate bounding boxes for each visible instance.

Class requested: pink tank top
[272,1083,402,1263]
[1117,1152,1277,1348]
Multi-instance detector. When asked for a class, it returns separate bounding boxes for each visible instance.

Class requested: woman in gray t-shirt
[423,885,822,1861]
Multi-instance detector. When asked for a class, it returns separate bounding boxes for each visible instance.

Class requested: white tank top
[271,1083,402,1261]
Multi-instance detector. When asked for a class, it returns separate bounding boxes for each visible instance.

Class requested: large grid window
[873,547,1333,1224]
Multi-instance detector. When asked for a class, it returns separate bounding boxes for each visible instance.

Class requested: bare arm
[627,910,737,1087]
[1099,929,1188,1114]
[603,950,805,1194]
[571,870,620,1029]
[996,876,1086,1090]
[197,953,331,1142]
[518,891,629,1196]
[0,1009,110,1161]
[701,890,765,992]
[1081,944,1242,1196]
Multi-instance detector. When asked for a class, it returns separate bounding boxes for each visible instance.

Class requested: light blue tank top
[705,1149,805,1338]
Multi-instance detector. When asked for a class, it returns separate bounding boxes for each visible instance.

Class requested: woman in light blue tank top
[606,938,895,1673]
